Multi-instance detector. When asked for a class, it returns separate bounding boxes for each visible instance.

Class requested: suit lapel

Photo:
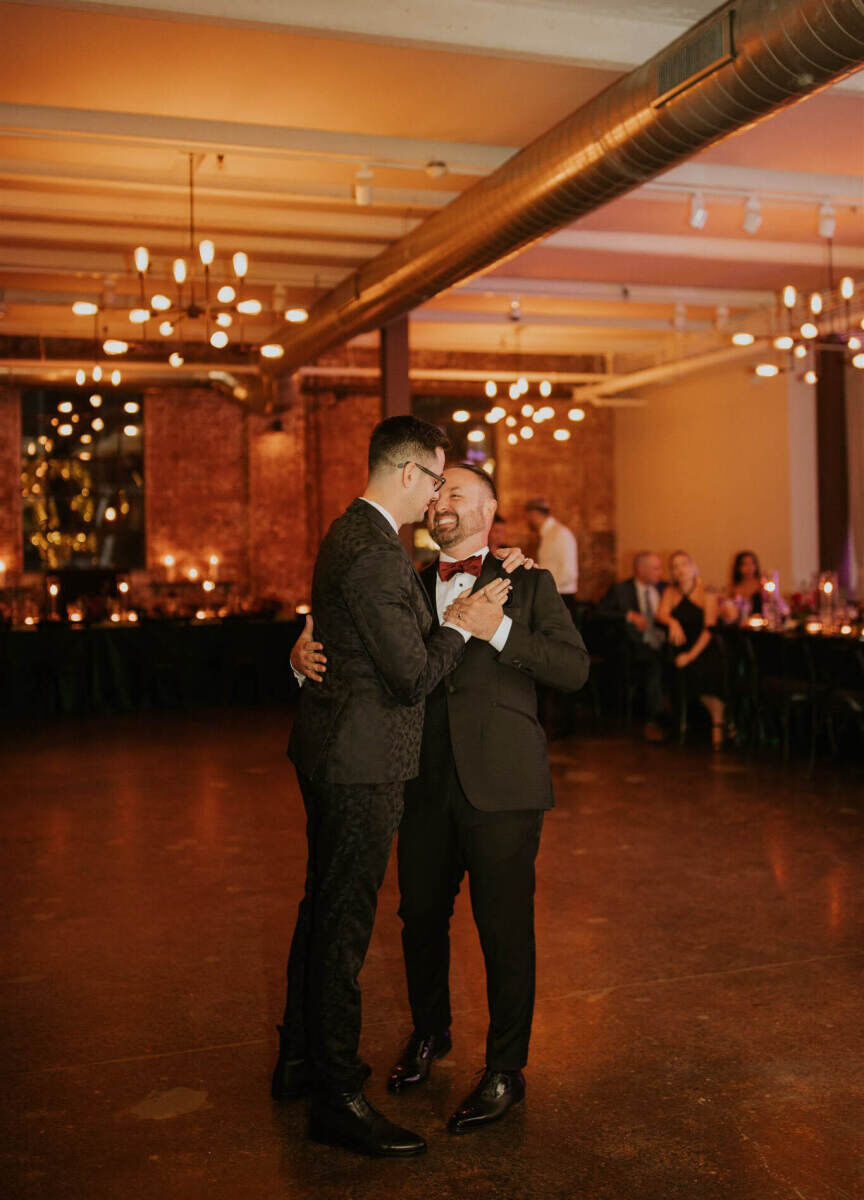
[471,550,504,594]
[422,561,438,615]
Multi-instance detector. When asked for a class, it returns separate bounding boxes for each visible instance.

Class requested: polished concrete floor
[2,708,863,1200]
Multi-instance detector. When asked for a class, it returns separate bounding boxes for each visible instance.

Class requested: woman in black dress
[656,550,727,748]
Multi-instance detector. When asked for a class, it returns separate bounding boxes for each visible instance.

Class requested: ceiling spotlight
[209,330,229,349]
[520,426,534,440]
[817,202,836,240]
[467,430,485,443]
[539,380,552,398]
[237,298,262,316]
[508,298,522,323]
[484,380,497,399]
[169,352,184,368]
[689,192,708,230]
[75,369,86,386]
[553,429,571,441]
[103,339,128,355]
[568,408,586,422]
[425,160,448,179]
[452,409,470,423]
[72,300,98,316]
[742,196,762,234]
[782,285,797,309]
[773,336,794,350]
[285,307,309,324]
[840,276,855,301]
[354,166,373,207]
[260,344,284,359]
[731,332,755,346]
[151,294,171,312]
[217,285,236,304]
[133,246,149,274]
[800,322,819,339]
[754,363,780,377]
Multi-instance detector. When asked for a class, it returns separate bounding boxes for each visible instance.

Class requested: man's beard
[430,508,483,550]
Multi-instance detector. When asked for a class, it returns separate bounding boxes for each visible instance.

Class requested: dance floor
[2,709,862,1200]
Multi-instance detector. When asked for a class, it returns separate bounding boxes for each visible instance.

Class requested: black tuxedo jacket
[410,553,590,812]
[288,499,466,785]
[595,578,667,645]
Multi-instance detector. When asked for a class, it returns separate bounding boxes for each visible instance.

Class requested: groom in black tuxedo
[273,418,512,1159]
[295,464,589,1135]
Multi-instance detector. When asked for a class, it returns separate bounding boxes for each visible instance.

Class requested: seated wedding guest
[595,552,667,741]
[656,550,727,749]
[722,550,789,625]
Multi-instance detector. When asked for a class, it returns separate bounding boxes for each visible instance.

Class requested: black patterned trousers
[281,771,404,1097]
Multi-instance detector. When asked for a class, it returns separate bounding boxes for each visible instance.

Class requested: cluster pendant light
[452,377,585,451]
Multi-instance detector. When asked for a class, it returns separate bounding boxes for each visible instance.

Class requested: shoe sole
[447,1093,525,1135]
[309,1125,426,1157]
[387,1043,452,1094]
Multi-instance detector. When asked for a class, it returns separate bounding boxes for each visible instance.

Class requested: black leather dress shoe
[448,1069,525,1134]
[310,1091,426,1157]
[388,1030,452,1093]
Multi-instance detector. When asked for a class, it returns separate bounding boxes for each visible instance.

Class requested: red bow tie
[438,555,483,582]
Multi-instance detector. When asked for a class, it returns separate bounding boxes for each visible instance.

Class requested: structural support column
[379,315,414,553]
[816,342,852,588]
[380,315,411,419]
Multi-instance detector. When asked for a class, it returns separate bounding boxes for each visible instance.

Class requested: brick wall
[0,387,21,571]
[305,388,380,546]
[495,407,616,601]
[144,386,249,584]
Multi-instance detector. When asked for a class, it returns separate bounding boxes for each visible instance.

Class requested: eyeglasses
[394,460,446,492]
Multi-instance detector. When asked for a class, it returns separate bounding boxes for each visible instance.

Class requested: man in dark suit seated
[273,418,513,1159]
[294,464,589,1136]
[594,551,667,741]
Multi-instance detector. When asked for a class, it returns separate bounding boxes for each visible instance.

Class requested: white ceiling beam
[452,275,776,307]
[544,229,864,268]
[648,163,864,207]
[0,103,513,174]
[410,308,714,333]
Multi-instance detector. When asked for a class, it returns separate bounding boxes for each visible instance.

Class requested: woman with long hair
[656,550,727,749]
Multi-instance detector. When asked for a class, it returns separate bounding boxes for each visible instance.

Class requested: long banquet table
[0,617,305,717]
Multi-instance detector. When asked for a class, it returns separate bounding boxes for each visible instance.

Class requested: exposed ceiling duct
[264,0,864,376]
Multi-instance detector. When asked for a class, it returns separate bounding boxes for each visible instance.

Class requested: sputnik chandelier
[451,377,587,449]
[728,239,862,383]
[71,154,308,367]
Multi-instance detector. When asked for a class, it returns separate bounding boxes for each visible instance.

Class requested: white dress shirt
[537,515,578,595]
[359,495,399,533]
[436,547,511,652]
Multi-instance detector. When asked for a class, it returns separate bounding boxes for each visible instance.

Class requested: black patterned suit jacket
[288,498,467,785]
[409,553,590,812]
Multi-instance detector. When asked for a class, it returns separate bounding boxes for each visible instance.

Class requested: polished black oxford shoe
[387,1030,452,1093]
[310,1090,426,1157]
[448,1069,525,1134]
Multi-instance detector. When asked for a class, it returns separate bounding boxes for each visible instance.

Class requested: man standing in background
[524,497,579,617]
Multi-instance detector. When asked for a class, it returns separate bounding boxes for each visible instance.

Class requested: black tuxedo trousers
[398,688,544,1070]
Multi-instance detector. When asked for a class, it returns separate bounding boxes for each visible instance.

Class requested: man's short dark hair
[446,460,498,502]
[368,415,450,474]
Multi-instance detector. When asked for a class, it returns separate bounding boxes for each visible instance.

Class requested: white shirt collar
[359,496,399,534]
[439,547,490,564]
